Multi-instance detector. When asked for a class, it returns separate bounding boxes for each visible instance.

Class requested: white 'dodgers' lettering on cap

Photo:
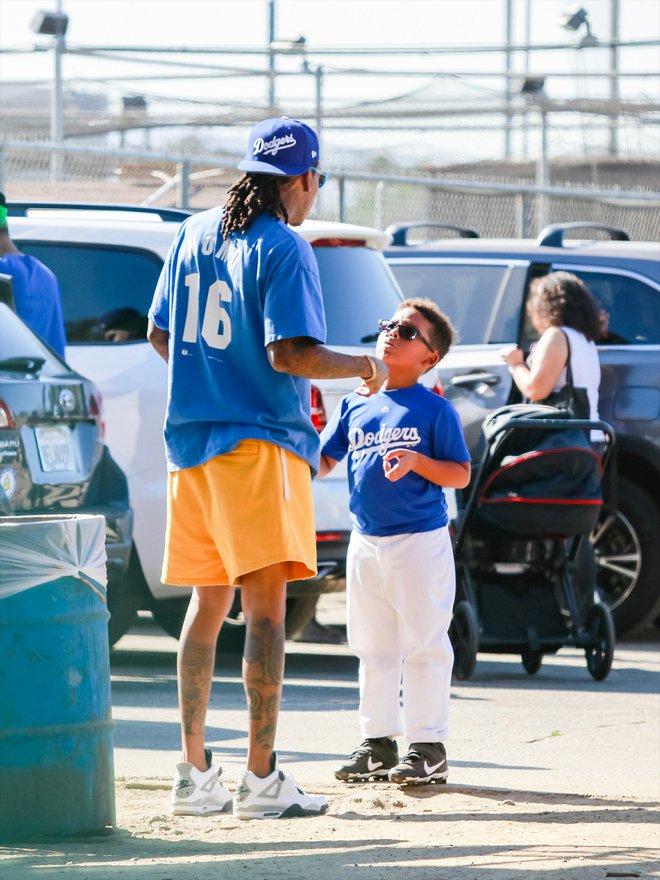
[252,134,297,157]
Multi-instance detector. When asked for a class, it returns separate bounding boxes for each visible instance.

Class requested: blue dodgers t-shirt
[149,209,327,472]
[0,253,66,357]
[321,384,470,536]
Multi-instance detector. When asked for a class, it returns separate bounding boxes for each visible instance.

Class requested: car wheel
[107,544,148,647]
[284,595,319,639]
[591,478,660,635]
[149,596,189,640]
[150,595,246,653]
[449,600,479,681]
[149,592,319,651]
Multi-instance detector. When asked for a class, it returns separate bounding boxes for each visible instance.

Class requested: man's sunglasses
[378,318,435,352]
[311,167,329,189]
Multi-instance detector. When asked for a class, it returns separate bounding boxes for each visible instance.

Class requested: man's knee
[240,563,288,625]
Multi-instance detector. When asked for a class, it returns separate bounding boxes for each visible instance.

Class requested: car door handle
[450,372,501,388]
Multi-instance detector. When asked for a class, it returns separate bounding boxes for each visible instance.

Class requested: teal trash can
[0,514,115,840]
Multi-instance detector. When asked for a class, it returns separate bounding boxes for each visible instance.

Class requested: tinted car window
[561,269,660,345]
[313,247,403,346]
[23,241,401,349]
[388,262,511,344]
[18,243,161,344]
[0,304,68,376]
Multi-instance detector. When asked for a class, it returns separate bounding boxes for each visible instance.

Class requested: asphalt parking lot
[2,595,658,880]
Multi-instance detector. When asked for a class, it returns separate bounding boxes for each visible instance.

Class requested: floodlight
[521,77,546,97]
[30,10,69,36]
[560,6,599,47]
[270,35,307,54]
[561,7,589,31]
[122,95,147,113]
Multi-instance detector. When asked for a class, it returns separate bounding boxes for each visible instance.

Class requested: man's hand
[355,355,388,396]
[383,448,418,482]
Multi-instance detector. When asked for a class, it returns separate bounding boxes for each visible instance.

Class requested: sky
[1,0,658,164]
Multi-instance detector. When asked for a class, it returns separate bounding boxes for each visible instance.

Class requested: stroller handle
[485,417,615,446]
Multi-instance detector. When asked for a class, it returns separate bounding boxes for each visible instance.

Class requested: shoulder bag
[539,330,591,420]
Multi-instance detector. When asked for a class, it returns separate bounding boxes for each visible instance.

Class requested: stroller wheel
[450,600,479,681]
[585,603,615,681]
[521,649,543,675]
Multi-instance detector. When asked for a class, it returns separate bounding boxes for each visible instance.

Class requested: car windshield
[313,246,403,347]
[389,262,513,344]
[0,304,69,376]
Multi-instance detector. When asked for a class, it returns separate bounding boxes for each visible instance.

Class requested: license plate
[35,426,76,472]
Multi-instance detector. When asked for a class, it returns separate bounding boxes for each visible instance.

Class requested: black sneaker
[388,742,448,785]
[334,737,398,782]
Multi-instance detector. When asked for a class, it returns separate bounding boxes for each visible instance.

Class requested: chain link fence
[2,140,658,240]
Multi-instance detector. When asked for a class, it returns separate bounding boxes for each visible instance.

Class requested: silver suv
[9,202,404,645]
[386,221,660,635]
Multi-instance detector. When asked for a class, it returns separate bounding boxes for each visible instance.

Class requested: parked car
[7,203,405,645]
[0,275,132,641]
[385,221,660,635]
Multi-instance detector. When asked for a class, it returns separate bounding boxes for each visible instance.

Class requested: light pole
[267,0,276,113]
[269,35,323,158]
[521,76,549,233]
[30,4,69,182]
[608,0,620,156]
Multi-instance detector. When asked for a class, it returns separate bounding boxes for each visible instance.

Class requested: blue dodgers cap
[238,117,320,176]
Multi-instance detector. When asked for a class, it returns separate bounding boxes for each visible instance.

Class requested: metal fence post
[338,175,346,223]
[516,192,531,238]
[375,180,385,229]
[176,160,190,210]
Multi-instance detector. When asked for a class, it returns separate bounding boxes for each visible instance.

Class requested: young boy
[318,298,471,785]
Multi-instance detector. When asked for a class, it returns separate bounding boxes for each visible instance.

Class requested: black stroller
[450,404,616,682]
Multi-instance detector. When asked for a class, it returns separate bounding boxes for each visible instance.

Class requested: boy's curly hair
[221,173,288,238]
[400,297,456,359]
[528,272,601,341]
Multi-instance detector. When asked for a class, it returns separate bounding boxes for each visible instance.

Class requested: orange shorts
[162,439,317,587]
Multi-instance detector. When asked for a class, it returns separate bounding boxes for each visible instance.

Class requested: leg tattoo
[244,619,285,756]
[179,639,215,736]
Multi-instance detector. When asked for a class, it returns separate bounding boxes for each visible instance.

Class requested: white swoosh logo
[424,759,446,775]
[367,757,384,771]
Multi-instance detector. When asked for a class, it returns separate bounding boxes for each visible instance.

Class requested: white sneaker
[171,748,232,815]
[233,756,328,820]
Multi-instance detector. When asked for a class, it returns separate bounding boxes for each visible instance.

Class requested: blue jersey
[321,384,470,536]
[149,209,326,472]
[0,253,66,358]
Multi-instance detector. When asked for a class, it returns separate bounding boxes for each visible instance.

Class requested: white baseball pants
[346,526,455,744]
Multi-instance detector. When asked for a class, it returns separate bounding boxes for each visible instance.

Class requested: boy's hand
[383,449,417,481]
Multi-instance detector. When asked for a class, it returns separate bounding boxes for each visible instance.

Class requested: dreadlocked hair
[221,173,288,238]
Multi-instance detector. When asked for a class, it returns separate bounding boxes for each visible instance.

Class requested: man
[147,117,387,820]
[0,191,66,358]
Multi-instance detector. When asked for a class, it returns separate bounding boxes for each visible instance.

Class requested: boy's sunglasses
[378,318,435,352]
[311,167,329,189]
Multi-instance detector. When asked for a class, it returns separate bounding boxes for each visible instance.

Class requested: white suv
[9,203,403,644]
